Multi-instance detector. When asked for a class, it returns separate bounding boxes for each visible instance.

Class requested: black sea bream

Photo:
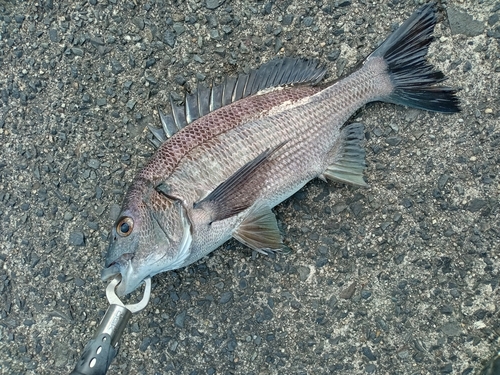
[102,3,460,296]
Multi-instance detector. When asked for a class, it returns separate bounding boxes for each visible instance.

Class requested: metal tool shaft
[70,277,151,375]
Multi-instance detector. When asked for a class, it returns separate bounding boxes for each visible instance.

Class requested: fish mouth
[101,253,142,296]
[101,263,121,281]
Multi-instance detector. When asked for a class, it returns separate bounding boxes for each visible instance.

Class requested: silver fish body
[103,3,460,296]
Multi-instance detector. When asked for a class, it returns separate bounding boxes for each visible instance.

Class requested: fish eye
[116,217,134,237]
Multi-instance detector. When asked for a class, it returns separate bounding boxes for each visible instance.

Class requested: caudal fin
[370,2,460,113]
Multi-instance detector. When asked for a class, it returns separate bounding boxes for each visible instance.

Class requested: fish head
[102,181,192,296]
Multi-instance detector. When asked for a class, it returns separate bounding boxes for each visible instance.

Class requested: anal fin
[322,123,368,187]
[233,205,283,254]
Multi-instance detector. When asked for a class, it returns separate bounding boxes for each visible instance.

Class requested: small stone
[206,0,223,10]
[365,364,377,373]
[402,198,413,208]
[71,48,84,56]
[468,198,487,212]
[206,14,218,28]
[209,29,220,39]
[397,350,409,359]
[126,100,137,110]
[386,136,401,146]
[327,50,341,61]
[338,0,351,6]
[49,29,59,42]
[447,7,484,37]
[393,212,402,223]
[175,310,187,328]
[214,47,226,57]
[23,319,35,327]
[361,290,372,299]
[111,59,124,74]
[69,231,85,246]
[262,1,273,15]
[340,282,356,299]
[139,337,151,352]
[441,322,461,337]
[88,159,100,169]
[63,212,74,221]
[145,58,156,68]
[438,174,449,190]
[488,13,499,26]
[282,14,294,26]
[15,15,25,24]
[441,363,453,374]
[193,55,205,63]
[362,346,376,361]
[173,23,185,35]
[219,291,233,304]
[297,266,310,281]
[315,257,328,268]
[302,16,314,27]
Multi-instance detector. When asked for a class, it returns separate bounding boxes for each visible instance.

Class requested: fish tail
[369,2,460,113]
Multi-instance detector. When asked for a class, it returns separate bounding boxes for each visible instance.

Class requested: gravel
[0,1,499,375]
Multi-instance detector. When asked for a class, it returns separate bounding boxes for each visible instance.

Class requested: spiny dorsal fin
[233,205,283,254]
[322,123,368,187]
[148,58,326,148]
[193,141,287,223]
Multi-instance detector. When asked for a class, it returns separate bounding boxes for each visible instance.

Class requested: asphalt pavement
[0,0,499,374]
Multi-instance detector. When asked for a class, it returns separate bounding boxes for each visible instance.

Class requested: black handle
[70,333,118,375]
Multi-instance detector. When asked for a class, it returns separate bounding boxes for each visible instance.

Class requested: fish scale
[166,59,391,207]
[103,3,460,296]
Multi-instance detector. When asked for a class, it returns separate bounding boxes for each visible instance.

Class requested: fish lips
[101,253,142,296]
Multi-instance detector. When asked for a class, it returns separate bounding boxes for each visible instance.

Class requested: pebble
[302,16,314,27]
[489,13,499,26]
[219,291,233,304]
[71,48,84,57]
[49,29,59,42]
[69,231,85,246]
[297,266,310,281]
[437,174,449,190]
[173,23,185,35]
[175,310,187,328]
[468,198,487,212]
[111,59,124,74]
[87,159,100,169]
[327,50,341,61]
[206,0,223,10]
[282,14,294,26]
[126,100,137,110]
[447,7,484,36]
[441,322,462,337]
[15,15,25,24]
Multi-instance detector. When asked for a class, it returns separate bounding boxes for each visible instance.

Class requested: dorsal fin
[148,58,326,148]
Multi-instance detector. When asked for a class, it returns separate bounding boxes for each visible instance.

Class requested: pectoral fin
[233,205,283,254]
[322,123,368,187]
[194,141,287,223]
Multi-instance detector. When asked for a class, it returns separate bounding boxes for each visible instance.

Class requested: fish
[102,3,460,296]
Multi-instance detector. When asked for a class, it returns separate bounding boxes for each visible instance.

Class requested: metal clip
[106,276,151,314]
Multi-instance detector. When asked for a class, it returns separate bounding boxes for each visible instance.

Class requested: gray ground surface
[1,0,499,374]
